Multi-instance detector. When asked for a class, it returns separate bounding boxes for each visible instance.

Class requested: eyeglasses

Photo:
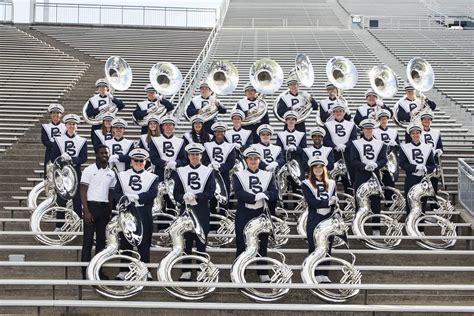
[133,159,145,163]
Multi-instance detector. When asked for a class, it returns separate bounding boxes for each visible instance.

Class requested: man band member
[254,124,285,173]
[133,84,175,134]
[235,82,269,143]
[186,82,227,134]
[276,74,318,132]
[400,124,436,214]
[105,118,133,172]
[233,145,278,282]
[276,111,307,192]
[80,145,116,279]
[113,148,159,281]
[203,122,235,218]
[354,88,393,127]
[183,114,211,146]
[323,104,356,193]
[395,82,436,124]
[301,155,338,283]
[86,78,125,120]
[41,103,66,177]
[91,113,114,153]
[319,81,351,123]
[225,109,253,152]
[303,127,335,174]
[350,119,388,236]
[51,114,88,225]
[174,143,216,281]
[374,109,400,199]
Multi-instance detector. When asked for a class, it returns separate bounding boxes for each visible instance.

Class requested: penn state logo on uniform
[421,129,440,149]
[204,142,235,164]
[255,144,282,164]
[118,169,158,195]
[235,169,273,209]
[177,165,213,194]
[43,123,66,142]
[374,128,398,145]
[325,120,354,146]
[89,94,112,110]
[152,136,184,161]
[352,138,384,164]
[401,143,433,166]
[277,130,305,149]
[55,134,86,158]
[303,146,332,161]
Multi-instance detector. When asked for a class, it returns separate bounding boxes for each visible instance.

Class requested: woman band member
[183,114,211,146]
[302,155,338,283]
[138,114,160,173]
[91,113,114,153]
[233,145,278,282]
[174,143,216,281]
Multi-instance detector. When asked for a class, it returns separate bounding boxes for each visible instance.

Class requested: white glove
[414,165,427,176]
[287,145,297,152]
[126,194,139,203]
[365,164,376,172]
[254,192,269,201]
[434,149,443,157]
[328,195,339,206]
[367,161,378,170]
[61,153,71,161]
[166,160,177,170]
[200,105,210,113]
[146,105,157,114]
[265,161,279,171]
[108,154,119,163]
[335,144,346,152]
[211,161,221,171]
[234,143,242,150]
[388,140,398,147]
[292,104,303,111]
[183,193,197,205]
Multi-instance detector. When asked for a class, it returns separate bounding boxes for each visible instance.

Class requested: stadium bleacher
[0,0,473,314]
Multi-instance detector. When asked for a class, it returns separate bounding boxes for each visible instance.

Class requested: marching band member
[319,81,351,123]
[183,114,211,146]
[276,74,318,132]
[235,83,269,143]
[276,111,307,191]
[203,122,236,216]
[254,124,285,173]
[400,124,436,213]
[149,115,186,214]
[41,103,66,177]
[303,127,335,174]
[138,115,160,172]
[323,104,357,193]
[105,118,133,172]
[174,143,216,281]
[113,148,159,281]
[374,110,400,198]
[80,145,116,279]
[225,109,253,151]
[50,114,88,224]
[85,78,125,120]
[186,82,227,134]
[132,84,175,134]
[302,155,338,283]
[91,113,114,153]
[233,146,278,282]
[407,110,444,201]
[354,88,392,127]
[350,119,388,235]
[395,83,437,125]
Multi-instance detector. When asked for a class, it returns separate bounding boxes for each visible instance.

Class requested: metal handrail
[170,0,230,118]
[0,300,472,313]
[458,158,474,215]
[33,2,217,28]
[0,0,13,23]
[360,15,448,29]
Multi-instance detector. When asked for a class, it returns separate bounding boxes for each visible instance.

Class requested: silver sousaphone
[83,56,133,125]
[241,58,283,126]
[133,62,183,127]
[274,54,315,124]
[185,60,239,122]
[393,57,435,128]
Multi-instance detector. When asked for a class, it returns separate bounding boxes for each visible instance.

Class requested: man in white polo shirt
[80,144,116,279]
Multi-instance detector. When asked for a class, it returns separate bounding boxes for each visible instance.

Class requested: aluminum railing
[459,158,474,216]
[33,2,217,28]
[0,0,13,23]
[359,15,447,29]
